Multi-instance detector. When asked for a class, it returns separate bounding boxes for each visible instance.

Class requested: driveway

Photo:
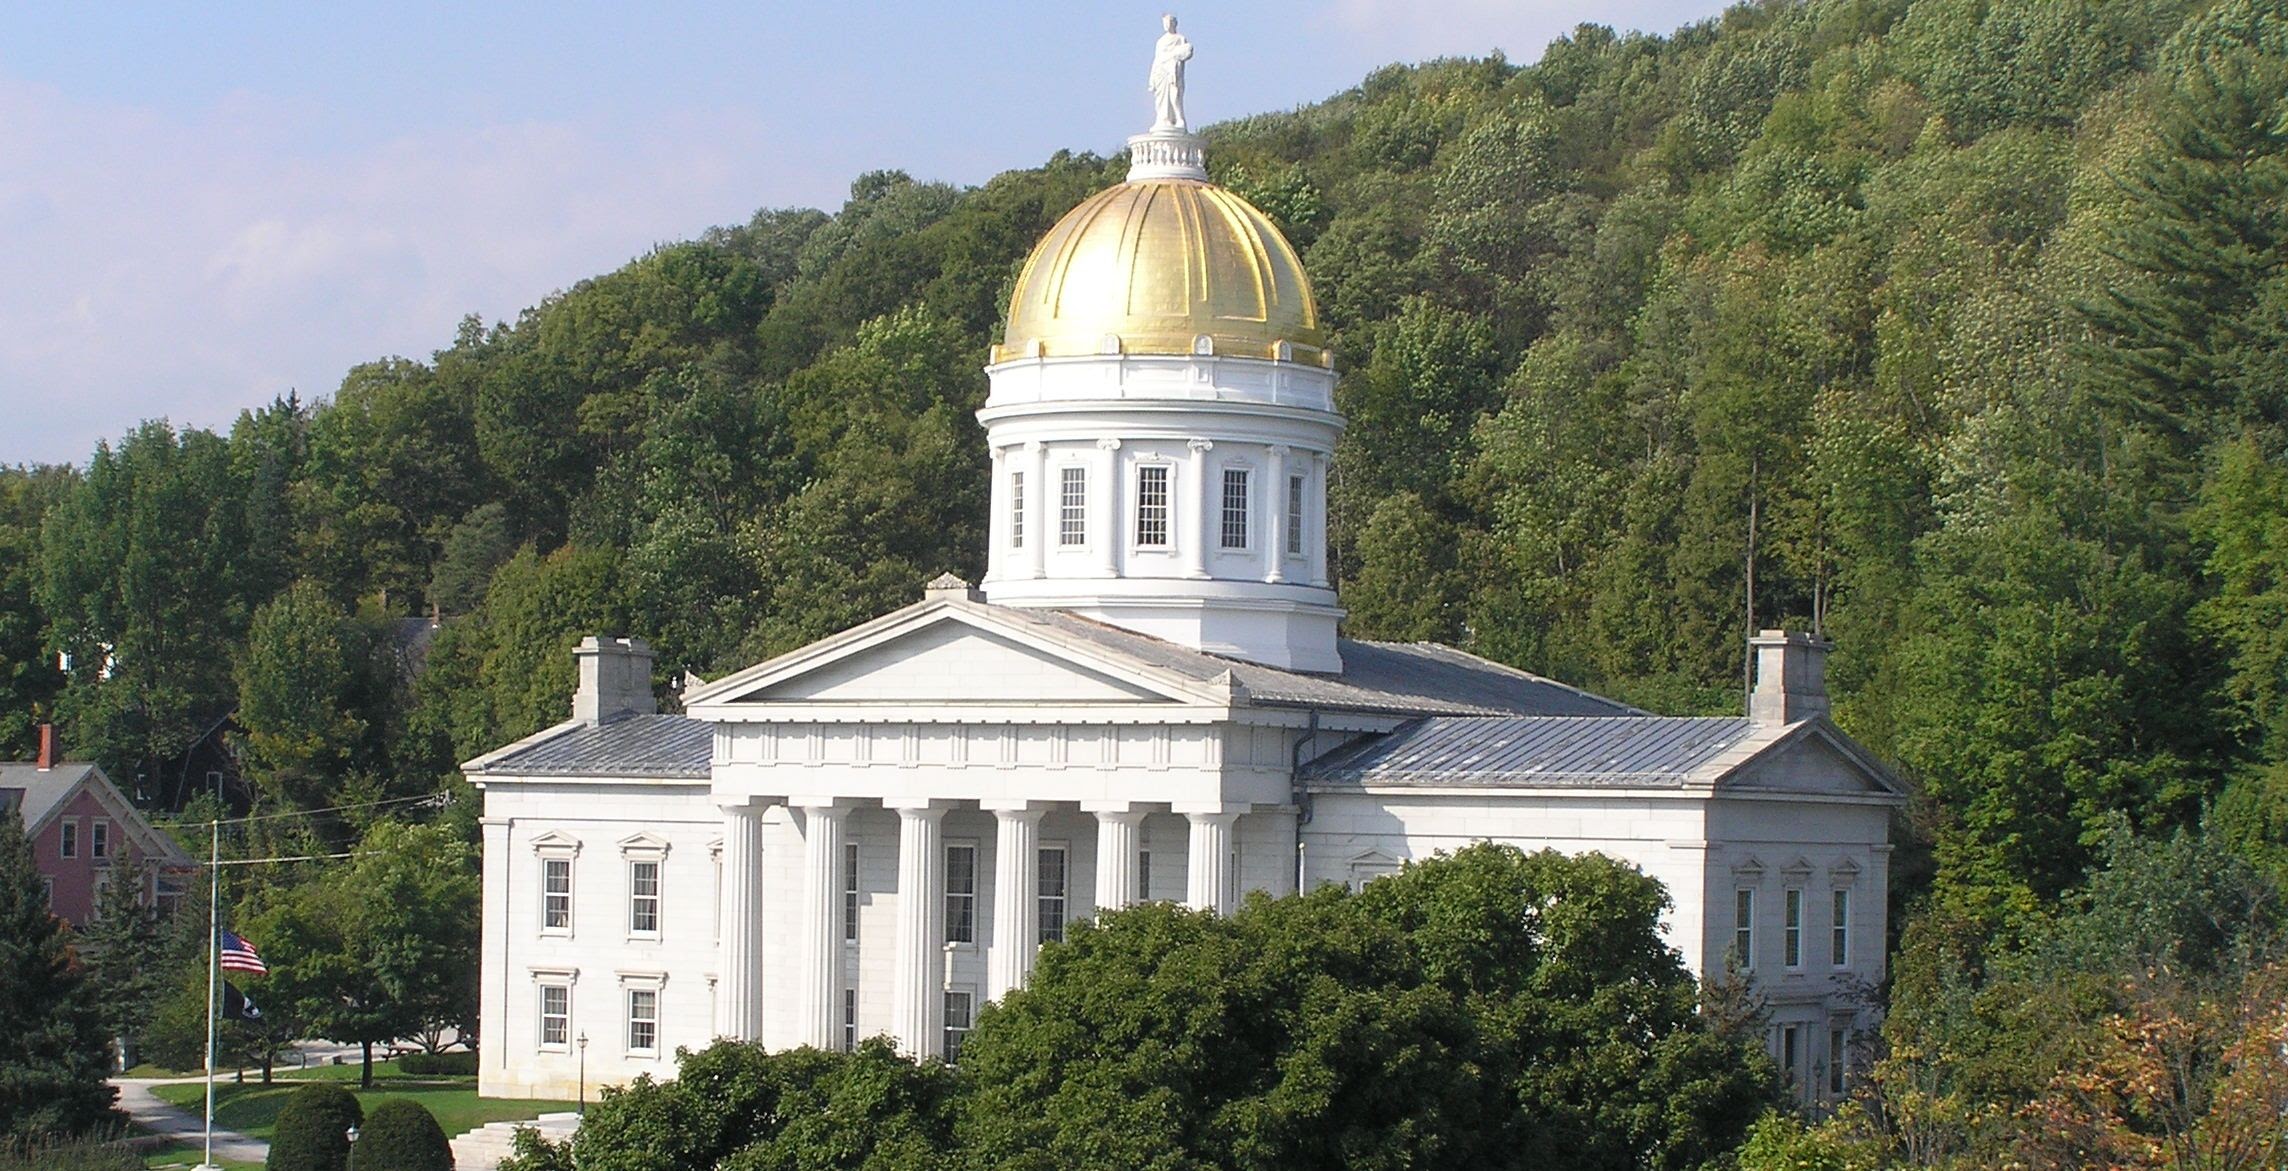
[114,1076,269,1164]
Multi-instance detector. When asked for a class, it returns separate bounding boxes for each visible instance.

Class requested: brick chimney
[35,724,56,770]
[1749,630,1830,725]
[572,637,656,725]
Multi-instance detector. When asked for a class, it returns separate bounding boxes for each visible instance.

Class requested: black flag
[222,981,261,1022]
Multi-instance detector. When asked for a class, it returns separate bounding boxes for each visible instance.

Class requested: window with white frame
[1059,467,1088,546]
[629,860,661,937]
[91,820,110,863]
[1220,469,1250,548]
[626,987,659,1056]
[1733,888,1755,969]
[1135,464,1170,547]
[1037,845,1068,944]
[1784,888,1804,968]
[538,983,570,1049]
[1010,470,1026,548]
[946,843,978,944]
[711,846,723,944]
[1286,474,1305,555]
[943,990,974,1063]
[1828,1027,1848,1095]
[1831,888,1850,967]
[1780,1024,1800,1089]
[843,987,859,1052]
[843,843,861,943]
[543,858,573,932]
[43,877,54,912]
[60,820,77,859]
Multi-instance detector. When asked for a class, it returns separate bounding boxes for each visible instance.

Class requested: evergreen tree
[75,853,167,1065]
[0,814,117,1140]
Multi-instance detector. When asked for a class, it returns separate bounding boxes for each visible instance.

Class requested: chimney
[1749,630,1830,725]
[572,637,657,725]
[35,724,56,771]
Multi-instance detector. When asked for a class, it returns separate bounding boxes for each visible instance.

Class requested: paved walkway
[114,1075,270,1165]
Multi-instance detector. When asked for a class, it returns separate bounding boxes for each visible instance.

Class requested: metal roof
[1002,608,1637,717]
[1302,715,1756,789]
[479,714,711,779]
[0,763,103,827]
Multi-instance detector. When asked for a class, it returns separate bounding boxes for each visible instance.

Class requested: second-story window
[1010,470,1025,548]
[946,844,978,944]
[1784,888,1804,968]
[628,860,660,936]
[1286,475,1305,555]
[842,843,861,943]
[1733,888,1754,969]
[542,859,572,931]
[1038,846,1069,944]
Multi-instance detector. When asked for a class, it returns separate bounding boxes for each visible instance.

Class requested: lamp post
[576,1032,588,1116]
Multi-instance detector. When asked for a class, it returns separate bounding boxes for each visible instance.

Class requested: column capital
[882,797,956,815]
[1097,436,1123,451]
[1187,437,1215,453]
[1267,443,1290,457]
[1024,439,1044,453]
[790,797,852,813]
[1175,802,1248,819]
[982,801,1050,820]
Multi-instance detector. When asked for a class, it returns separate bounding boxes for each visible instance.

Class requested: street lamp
[576,1032,589,1116]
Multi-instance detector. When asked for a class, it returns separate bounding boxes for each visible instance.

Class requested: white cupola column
[795,801,849,1050]
[1184,807,1242,915]
[715,798,767,1041]
[1264,445,1288,583]
[1184,439,1213,579]
[888,801,948,1057]
[986,445,1008,583]
[1309,453,1331,588]
[1089,805,1146,911]
[1095,438,1122,577]
[1026,442,1048,580]
[986,804,1046,1000]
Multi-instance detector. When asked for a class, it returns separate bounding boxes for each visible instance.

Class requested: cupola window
[1059,467,1089,546]
[1220,469,1250,549]
[1010,471,1025,548]
[1135,465,1170,547]
[1286,475,1305,555]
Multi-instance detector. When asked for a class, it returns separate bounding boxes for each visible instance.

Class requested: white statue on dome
[1149,14,1193,131]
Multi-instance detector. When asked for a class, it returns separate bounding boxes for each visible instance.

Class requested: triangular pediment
[1719,724,1899,797]
[687,603,1226,711]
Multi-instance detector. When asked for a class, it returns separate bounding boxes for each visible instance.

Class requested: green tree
[0,814,117,1139]
[74,853,167,1063]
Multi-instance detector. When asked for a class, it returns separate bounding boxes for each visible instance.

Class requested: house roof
[2,761,197,866]
[472,714,712,779]
[1302,716,1755,789]
[0,763,104,827]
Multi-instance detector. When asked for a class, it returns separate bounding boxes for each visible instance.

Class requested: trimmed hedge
[398,1050,479,1077]
[267,1082,362,1171]
[347,1099,451,1171]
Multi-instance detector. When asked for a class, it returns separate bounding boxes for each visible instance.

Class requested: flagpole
[199,818,219,1171]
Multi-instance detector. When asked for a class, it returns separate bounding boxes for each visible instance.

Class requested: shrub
[0,1133,140,1171]
[267,1082,362,1171]
[347,1099,452,1171]
[398,1051,479,1077]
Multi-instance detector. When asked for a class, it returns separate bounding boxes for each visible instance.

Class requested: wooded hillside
[5,0,2286,955]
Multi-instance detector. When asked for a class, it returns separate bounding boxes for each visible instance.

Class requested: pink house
[2,727,197,927]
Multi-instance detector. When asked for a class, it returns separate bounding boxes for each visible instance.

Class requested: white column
[1183,439,1212,579]
[1095,437,1122,578]
[1027,441,1048,579]
[1089,806,1146,912]
[1184,808,1242,915]
[888,801,948,1058]
[1308,453,1331,588]
[1264,444,1288,583]
[715,799,767,1040]
[985,446,1007,583]
[794,801,848,1050]
[986,804,1045,1000]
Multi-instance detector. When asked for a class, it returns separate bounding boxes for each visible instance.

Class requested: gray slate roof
[478,714,712,779]
[0,763,103,827]
[1303,715,1755,789]
[1003,607,1636,717]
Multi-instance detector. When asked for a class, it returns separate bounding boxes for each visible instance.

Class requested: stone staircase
[449,1111,580,1171]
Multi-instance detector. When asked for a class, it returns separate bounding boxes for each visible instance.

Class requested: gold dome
[994,179,1328,367]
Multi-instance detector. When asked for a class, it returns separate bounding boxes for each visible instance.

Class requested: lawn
[138,1140,262,1170]
[150,1063,573,1140]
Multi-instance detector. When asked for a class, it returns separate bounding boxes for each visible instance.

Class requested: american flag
[219,930,268,976]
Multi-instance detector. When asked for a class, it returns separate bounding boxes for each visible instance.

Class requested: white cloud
[0,75,831,465]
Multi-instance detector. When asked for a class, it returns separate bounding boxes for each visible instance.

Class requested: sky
[0,1,1724,467]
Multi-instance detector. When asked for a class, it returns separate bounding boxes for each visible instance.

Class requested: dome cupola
[977,18,1345,673]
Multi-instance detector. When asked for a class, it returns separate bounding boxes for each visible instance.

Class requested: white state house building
[466,76,1901,1111]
